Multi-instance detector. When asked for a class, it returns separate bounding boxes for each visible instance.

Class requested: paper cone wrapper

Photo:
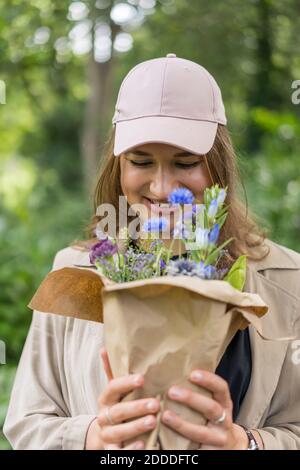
[28,266,273,450]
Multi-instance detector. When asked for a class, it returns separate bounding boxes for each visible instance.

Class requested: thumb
[100,347,114,382]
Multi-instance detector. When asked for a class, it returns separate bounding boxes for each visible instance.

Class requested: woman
[4,54,300,450]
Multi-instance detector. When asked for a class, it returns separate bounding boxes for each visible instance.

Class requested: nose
[149,168,178,201]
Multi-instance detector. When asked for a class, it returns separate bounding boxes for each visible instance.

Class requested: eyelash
[129,161,201,169]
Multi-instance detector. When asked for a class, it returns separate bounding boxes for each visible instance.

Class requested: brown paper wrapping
[28,265,271,450]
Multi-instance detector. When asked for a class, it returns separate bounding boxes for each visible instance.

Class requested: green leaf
[223,255,248,291]
[216,212,227,230]
[205,237,234,265]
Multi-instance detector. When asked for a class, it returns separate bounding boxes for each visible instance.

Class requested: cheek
[179,166,212,199]
[120,160,148,197]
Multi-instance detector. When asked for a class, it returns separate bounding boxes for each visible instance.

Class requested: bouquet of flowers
[28,184,269,450]
[89,185,246,290]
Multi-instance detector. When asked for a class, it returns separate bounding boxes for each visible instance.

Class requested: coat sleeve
[3,248,97,450]
[256,313,300,450]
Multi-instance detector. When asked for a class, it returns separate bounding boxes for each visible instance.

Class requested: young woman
[4,54,300,450]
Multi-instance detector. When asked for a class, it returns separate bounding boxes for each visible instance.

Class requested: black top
[216,328,252,421]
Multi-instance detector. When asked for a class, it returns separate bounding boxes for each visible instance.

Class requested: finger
[162,411,227,447]
[98,397,160,427]
[123,440,145,450]
[98,374,144,406]
[167,386,230,427]
[104,443,121,450]
[98,414,157,444]
[189,370,233,411]
[100,348,114,382]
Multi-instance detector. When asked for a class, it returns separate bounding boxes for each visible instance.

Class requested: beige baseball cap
[112,53,227,157]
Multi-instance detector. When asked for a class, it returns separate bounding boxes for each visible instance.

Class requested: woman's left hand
[162,369,249,450]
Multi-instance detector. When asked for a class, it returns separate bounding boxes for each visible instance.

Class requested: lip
[142,197,180,214]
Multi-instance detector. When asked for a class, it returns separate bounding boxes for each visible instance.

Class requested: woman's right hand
[85,348,160,450]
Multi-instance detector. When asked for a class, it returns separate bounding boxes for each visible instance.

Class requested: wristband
[240,425,260,450]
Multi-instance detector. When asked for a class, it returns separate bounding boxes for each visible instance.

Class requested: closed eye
[175,162,201,168]
[129,161,201,168]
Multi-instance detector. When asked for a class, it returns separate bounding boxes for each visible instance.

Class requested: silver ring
[104,405,115,425]
[212,409,226,425]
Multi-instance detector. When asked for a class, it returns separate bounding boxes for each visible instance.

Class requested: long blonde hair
[71,124,270,265]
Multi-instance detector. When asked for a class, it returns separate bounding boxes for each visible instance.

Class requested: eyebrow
[127,150,197,157]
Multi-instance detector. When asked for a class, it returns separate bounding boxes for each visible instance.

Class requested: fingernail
[133,375,143,385]
[134,441,144,450]
[169,387,183,398]
[146,400,157,411]
[144,417,155,428]
[164,412,174,423]
[191,371,203,381]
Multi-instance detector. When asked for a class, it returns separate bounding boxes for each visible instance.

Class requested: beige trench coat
[3,238,300,450]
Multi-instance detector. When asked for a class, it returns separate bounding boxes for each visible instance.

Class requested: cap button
[166,53,176,58]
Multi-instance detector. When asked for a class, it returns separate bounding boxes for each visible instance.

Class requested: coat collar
[248,238,300,272]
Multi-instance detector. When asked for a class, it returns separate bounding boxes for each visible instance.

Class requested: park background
[0,0,300,449]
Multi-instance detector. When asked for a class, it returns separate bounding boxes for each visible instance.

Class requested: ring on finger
[104,405,116,425]
[211,409,226,425]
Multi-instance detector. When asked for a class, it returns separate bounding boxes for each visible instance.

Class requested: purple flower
[160,259,166,271]
[89,239,118,264]
[168,188,195,205]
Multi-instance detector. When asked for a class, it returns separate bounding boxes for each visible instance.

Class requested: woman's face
[120,142,212,229]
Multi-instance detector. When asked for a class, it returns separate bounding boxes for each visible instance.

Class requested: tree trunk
[81,53,116,195]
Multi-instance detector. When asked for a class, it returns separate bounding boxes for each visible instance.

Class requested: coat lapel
[236,243,299,428]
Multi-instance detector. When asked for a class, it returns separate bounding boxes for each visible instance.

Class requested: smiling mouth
[143,197,179,213]
[144,197,170,207]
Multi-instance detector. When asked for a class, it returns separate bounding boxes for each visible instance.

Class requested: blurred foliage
[0,0,300,449]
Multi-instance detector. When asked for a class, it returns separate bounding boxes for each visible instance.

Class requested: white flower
[217,188,226,207]
[195,228,210,249]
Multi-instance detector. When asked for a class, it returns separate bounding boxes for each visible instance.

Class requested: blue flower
[166,259,197,276]
[143,217,168,232]
[209,223,220,245]
[208,199,218,218]
[168,188,195,205]
[195,261,217,280]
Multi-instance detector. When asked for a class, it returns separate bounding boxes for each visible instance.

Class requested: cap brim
[113,116,218,156]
